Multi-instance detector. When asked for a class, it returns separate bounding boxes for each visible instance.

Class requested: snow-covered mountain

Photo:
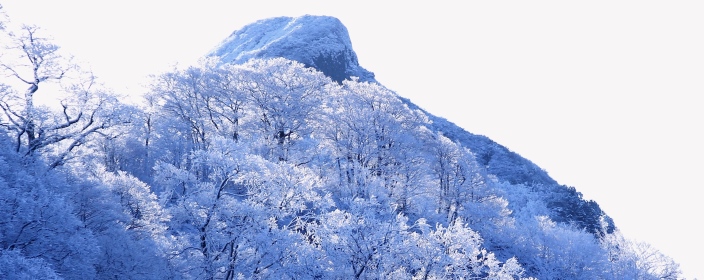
[209,15,375,83]
[208,14,614,236]
[2,10,685,278]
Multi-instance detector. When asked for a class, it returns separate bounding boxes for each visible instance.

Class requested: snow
[208,15,374,82]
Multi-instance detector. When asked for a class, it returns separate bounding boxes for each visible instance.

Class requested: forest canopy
[0,8,682,279]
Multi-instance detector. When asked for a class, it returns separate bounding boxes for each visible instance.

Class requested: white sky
[4,1,703,278]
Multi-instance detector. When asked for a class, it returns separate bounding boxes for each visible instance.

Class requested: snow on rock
[208,15,375,83]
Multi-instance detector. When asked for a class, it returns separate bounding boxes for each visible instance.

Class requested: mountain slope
[208,14,614,236]
[2,10,683,280]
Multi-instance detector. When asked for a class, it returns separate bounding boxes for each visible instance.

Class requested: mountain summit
[209,15,375,83]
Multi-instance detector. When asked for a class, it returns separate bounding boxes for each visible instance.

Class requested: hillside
[0,11,682,279]
[209,15,615,237]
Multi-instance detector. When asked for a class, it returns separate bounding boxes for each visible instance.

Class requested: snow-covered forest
[0,8,683,279]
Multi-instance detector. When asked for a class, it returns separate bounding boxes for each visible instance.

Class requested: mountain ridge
[209,14,615,236]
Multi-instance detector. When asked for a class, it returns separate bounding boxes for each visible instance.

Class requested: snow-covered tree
[153,136,330,279]
[239,58,330,162]
[0,249,62,280]
[0,134,99,279]
[601,229,681,280]
[0,24,125,168]
[318,79,431,210]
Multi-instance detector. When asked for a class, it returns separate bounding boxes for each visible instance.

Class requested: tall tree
[240,58,330,162]
[0,24,123,168]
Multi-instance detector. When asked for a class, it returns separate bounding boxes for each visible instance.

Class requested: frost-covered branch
[0,24,124,167]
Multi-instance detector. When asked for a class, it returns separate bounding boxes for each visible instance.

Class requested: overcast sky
[4,1,703,278]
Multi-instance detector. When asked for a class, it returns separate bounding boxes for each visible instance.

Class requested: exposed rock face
[208,15,375,83]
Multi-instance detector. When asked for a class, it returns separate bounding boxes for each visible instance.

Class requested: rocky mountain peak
[208,15,375,83]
